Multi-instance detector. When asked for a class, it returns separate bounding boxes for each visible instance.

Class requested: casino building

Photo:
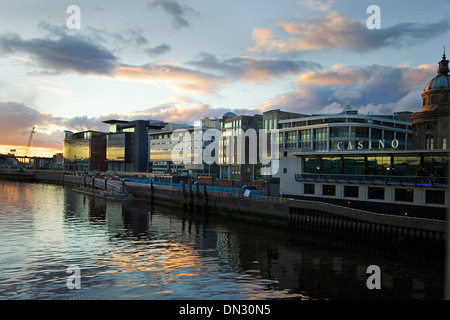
[276,53,449,220]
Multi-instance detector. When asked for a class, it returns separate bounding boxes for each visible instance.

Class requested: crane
[24,126,35,157]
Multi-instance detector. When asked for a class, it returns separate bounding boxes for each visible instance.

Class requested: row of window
[303,155,448,177]
[303,184,446,205]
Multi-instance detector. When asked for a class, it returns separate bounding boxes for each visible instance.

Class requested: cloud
[145,43,171,56]
[249,12,450,53]
[148,0,200,30]
[0,32,118,75]
[189,53,322,83]
[253,62,436,115]
[0,31,226,95]
[297,0,334,12]
[113,62,228,95]
[0,101,64,149]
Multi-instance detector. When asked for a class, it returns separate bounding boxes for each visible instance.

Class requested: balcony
[295,173,448,187]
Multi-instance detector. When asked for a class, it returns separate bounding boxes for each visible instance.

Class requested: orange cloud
[112,63,228,95]
[249,12,450,53]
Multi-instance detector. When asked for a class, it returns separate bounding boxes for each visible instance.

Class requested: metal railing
[84,176,126,194]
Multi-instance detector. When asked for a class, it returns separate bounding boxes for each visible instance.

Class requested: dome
[222,111,237,119]
[421,51,450,112]
[424,52,450,92]
[425,75,450,91]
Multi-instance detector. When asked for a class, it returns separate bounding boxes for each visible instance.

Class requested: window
[442,138,447,150]
[283,168,287,174]
[343,157,365,175]
[426,134,434,150]
[395,188,414,202]
[368,187,385,200]
[322,185,336,196]
[304,184,315,195]
[344,186,359,198]
[426,190,445,205]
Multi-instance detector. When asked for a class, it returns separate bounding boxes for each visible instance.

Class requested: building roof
[424,52,450,92]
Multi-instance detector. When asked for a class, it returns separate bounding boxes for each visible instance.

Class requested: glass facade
[107,133,127,161]
[423,155,448,177]
[321,157,341,174]
[343,157,365,175]
[393,156,420,176]
[279,112,413,152]
[64,139,89,162]
[63,131,107,172]
[367,156,390,175]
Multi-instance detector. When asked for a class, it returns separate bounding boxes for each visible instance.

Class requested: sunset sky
[0,0,449,157]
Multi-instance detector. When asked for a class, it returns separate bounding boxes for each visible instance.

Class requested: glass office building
[63,130,107,172]
[104,119,166,173]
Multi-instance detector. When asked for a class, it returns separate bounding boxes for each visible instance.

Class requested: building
[278,149,448,219]
[0,153,18,168]
[103,119,166,173]
[274,53,449,219]
[148,123,193,175]
[50,153,64,170]
[278,106,413,153]
[149,118,221,177]
[63,130,107,172]
[411,52,450,150]
[218,113,263,182]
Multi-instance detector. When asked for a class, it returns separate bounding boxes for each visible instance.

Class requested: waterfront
[0,180,445,300]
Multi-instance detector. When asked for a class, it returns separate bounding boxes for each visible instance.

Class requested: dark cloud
[146,43,171,56]
[0,32,118,75]
[148,0,199,30]
[189,53,322,82]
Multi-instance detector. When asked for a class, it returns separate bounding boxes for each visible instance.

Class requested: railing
[84,176,126,194]
[295,173,448,186]
[129,179,263,197]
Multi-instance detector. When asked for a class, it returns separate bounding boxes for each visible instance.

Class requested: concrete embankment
[0,169,447,247]
[126,181,447,247]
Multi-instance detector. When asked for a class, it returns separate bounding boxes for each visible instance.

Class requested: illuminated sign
[337,139,399,151]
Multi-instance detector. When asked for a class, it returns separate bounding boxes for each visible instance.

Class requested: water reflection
[0,180,445,300]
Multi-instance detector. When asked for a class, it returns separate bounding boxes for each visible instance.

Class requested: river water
[0,180,445,300]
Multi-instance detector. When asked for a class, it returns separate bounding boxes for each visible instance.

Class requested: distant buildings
[218,113,263,182]
[149,118,221,177]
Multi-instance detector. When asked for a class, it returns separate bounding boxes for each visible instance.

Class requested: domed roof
[424,52,450,92]
[222,111,237,119]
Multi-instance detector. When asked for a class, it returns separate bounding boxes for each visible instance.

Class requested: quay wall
[0,170,447,246]
[126,181,447,247]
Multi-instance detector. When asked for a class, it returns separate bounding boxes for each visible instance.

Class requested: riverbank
[0,169,447,247]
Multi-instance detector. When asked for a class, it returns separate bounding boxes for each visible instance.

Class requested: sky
[0,0,449,157]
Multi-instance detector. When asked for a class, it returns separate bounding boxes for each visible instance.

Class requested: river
[0,179,445,300]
